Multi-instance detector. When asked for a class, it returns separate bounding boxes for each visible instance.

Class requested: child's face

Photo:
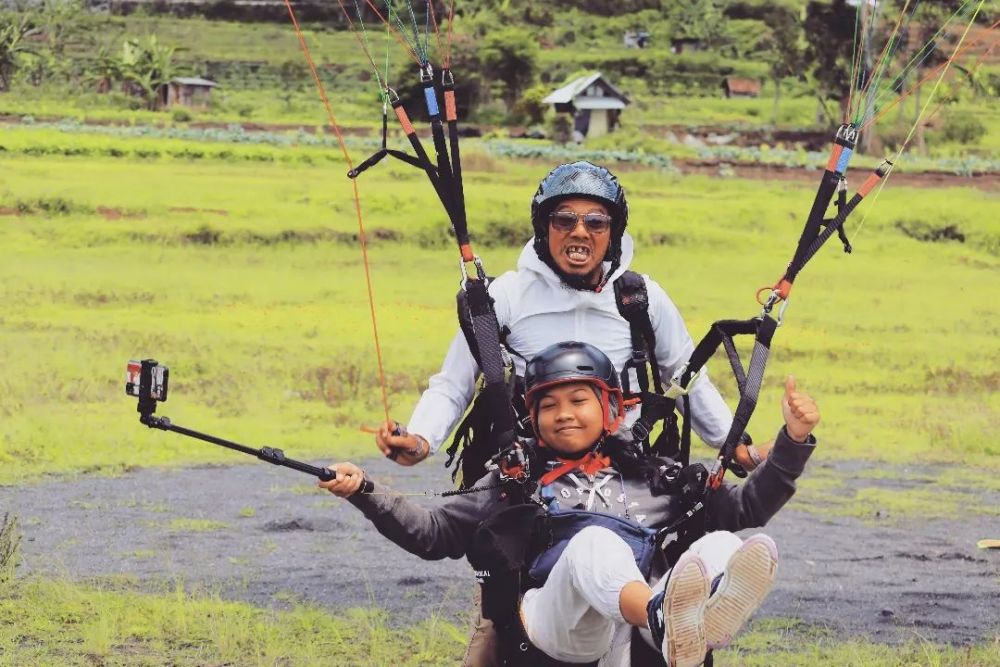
[535,382,605,456]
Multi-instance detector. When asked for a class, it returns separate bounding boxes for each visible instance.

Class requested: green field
[1,576,998,666]
[0,126,997,486]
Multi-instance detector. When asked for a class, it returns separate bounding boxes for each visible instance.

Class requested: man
[375,161,767,471]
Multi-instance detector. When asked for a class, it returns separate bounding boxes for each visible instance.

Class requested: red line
[283,0,391,424]
[863,20,999,130]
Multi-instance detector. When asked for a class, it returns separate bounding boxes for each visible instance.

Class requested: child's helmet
[524,341,624,439]
[530,161,629,287]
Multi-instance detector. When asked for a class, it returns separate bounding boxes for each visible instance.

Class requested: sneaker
[647,552,710,667]
[704,533,778,649]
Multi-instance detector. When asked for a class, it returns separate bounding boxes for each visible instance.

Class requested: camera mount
[125,358,372,492]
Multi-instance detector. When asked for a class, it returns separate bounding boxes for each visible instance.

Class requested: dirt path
[2,458,997,646]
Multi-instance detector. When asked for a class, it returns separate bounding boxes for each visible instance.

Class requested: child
[322,341,818,666]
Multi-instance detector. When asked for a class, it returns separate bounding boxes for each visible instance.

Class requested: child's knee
[565,525,630,562]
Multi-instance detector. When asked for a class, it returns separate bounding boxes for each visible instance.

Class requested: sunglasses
[549,210,613,234]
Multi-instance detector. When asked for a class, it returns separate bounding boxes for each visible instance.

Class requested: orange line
[864,19,999,130]
[336,0,386,82]
[427,0,444,64]
[283,0,391,423]
[363,0,422,65]
[444,0,457,70]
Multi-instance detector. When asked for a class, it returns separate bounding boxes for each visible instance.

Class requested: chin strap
[539,450,612,486]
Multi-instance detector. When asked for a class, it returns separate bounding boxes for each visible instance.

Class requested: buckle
[630,420,651,442]
[665,363,700,399]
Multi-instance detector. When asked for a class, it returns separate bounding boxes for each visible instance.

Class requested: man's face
[534,382,605,455]
[546,198,612,285]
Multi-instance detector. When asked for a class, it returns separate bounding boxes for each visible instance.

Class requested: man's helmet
[530,161,629,288]
[524,341,624,439]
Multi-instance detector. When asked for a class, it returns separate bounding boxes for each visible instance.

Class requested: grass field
[1,100,998,666]
[1,575,997,667]
[0,126,997,486]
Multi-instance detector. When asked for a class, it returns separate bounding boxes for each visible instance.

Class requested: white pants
[521,526,743,665]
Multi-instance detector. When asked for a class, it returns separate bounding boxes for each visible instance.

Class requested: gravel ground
[2,457,998,646]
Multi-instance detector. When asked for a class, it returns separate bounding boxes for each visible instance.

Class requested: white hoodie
[408,232,734,453]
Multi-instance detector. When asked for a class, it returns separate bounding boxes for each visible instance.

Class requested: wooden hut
[542,72,630,141]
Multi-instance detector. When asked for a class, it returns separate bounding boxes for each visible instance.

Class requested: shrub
[941,111,986,145]
[0,513,20,586]
[172,108,193,123]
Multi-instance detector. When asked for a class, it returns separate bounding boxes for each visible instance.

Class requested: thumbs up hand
[781,376,820,443]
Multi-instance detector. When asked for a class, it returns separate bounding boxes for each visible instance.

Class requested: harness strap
[442,69,469,256]
[464,278,517,455]
[614,272,664,397]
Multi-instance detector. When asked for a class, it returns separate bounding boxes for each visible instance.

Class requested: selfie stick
[131,360,373,492]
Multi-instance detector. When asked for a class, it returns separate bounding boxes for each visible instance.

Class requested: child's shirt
[348,427,815,566]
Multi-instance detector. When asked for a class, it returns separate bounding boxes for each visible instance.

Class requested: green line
[852,0,985,240]
[849,0,862,121]
[869,0,974,113]
[857,0,917,125]
[352,0,389,103]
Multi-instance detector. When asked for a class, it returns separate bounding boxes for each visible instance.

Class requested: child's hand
[781,376,820,443]
[318,462,367,498]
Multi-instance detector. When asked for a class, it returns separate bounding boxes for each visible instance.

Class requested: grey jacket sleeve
[706,427,816,532]
[346,472,501,560]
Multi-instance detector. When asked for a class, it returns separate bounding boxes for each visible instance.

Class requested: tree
[119,36,180,110]
[668,0,731,48]
[904,1,956,154]
[802,0,856,125]
[759,5,803,125]
[0,14,40,91]
[480,27,539,111]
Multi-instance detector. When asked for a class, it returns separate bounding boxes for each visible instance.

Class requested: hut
[670,37,704,54]
[623,30,651,49]
[542,72,630,141]
[721,77,761,99]
[164,77,220,108]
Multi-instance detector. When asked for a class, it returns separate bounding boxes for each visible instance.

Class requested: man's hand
[374,420,430,466]
[781,375,820,443]
[318,462,367,498]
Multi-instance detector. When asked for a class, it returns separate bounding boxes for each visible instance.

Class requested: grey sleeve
[346,473,500,560]
[705,427,816,532]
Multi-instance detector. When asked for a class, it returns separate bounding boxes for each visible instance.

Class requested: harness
[468,449,711,667]
[445,269,691,489]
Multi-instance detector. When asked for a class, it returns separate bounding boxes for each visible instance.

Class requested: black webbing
[425,79,457,222]
[442,72,469,249]
[721,335,746,395]
[713,316,778,481]
[675,316,778,483]
[786,168,840,283]
[463,278,516,449]
[614,272,664,397]
[391,99,457,226]
[680,393,693,466]
[681,319,759,388]
[785,125,857,284]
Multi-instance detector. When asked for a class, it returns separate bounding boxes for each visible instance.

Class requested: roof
[723,77,761,94]
[543,72,629,106]
[169,77,219,88]
[573,97,627,110]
